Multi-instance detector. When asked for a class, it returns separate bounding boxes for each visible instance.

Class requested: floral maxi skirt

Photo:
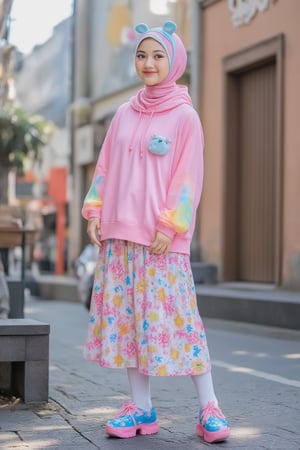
[83,239,211,376]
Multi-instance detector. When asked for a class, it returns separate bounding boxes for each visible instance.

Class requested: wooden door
[236,63,276,282]
[223,35,283,284]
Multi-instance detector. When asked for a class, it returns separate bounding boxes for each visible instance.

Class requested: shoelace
[201,401,225,424]
[115,401,142,419]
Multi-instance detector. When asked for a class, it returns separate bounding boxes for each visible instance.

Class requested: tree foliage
[0,104,53,203]
[0,104,53,173]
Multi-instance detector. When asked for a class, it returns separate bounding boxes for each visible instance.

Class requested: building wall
[14,18,71,180]
[199,0,300,288]
[15,18,71,127]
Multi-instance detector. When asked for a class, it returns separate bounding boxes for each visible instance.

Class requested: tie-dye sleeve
[81,172,104,220]
[156,110,204,238]
[81,126,112,220]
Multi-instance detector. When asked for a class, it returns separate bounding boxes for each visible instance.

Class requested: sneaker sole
[106,421,159,438]
[196,423,230,443]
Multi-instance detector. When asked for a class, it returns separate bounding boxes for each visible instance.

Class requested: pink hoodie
[82,21,204,255]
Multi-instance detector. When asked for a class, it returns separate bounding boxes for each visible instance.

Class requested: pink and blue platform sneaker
[106,401,159,438]
[196,401,230,443]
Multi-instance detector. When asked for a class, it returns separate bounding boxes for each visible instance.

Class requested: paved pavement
[0,294,300,450]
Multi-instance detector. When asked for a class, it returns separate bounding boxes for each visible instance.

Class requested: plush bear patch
[148,135,172,156]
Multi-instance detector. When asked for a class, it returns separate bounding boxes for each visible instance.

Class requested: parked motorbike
[73,244,98,310]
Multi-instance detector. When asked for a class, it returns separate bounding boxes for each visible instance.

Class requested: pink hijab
[130,21,192,113]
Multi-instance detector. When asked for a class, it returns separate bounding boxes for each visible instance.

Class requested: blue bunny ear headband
[135,21,177,69]
[135,20,177,36]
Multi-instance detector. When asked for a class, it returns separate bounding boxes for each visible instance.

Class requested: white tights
[127,368,152,411]
[127,368,218,411]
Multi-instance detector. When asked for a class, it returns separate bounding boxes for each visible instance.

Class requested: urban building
[13,17,72,273]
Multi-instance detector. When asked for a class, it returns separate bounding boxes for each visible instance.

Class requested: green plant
[0,104,53,203]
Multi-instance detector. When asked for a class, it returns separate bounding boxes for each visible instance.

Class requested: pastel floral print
[84,239,211,376]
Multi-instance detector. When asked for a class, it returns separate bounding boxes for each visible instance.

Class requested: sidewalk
[0,294,300,450]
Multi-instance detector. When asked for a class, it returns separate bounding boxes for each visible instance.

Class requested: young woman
[82,21,230,444]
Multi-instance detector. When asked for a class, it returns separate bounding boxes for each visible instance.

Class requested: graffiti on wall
[228,0,271,27]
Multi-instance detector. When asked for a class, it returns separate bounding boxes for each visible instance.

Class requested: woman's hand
[87,218,101,247]
[149,231,171,255]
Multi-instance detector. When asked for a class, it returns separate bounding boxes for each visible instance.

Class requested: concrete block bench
[0,319,50,402]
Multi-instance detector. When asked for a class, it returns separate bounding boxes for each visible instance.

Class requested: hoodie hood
[130,21,192,113]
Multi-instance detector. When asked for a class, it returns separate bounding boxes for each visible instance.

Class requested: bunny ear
[163,21,177,35]
[135,23,150,34]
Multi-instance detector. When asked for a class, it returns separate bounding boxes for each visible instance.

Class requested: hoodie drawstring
[129,111,154,159]
[139,111,154,158]
[129,111,142,152]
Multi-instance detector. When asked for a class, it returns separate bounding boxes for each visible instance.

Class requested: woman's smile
[135,38,169,86]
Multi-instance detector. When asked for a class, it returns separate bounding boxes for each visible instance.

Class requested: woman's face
[135,38,169,86]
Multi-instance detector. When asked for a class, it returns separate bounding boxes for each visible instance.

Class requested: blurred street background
[0,1,300,449]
